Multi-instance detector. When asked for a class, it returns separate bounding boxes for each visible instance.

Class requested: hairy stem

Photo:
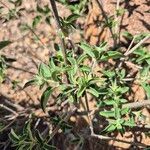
[85,92,94,134]
[122,100,150,109]
[96,0,117,46]
[91,133,146,148]
[124,35,150,56]
[114,0,121,44]
[49,0,67,65]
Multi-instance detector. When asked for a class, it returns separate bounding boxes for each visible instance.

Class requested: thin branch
[49,0,67,65]
[124,35,150,56]
[0,119,16,132]
[91,59,97,75]
[0,91,24,111]
[85,92,94,134]
[117,35,149,68]
[116,0,121,13]
[26,25,49,50]
[96,0,117,46]
[126,36,136,53]
[77,100,150,116]
[118,11,125,44]
[91,133,146,148]
[49,0,71,85]
[122,100,150,109]
[0,104,18,116]
[121,78,135,82]
[4,99,24,111]
[114,0,121,44]
[66,37,76,58]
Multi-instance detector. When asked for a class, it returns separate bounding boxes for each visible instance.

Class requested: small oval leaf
[41,87,53,112]
[23,79,36,89]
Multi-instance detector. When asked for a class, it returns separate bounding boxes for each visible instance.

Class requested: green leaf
[80,65,91,72]
[68,70,76,84]
[0,6,4,12]
[114,108,121,119]
[2,55,16,63]
[102,70,115,78]
[9,0,23,7]
[137,55,150,63]
[35,75,44,86]
[17,144,26,150]
[37,4,50,14]
[0,41,12,50]
[42,5,51,14]
[77,54,87,64]
[51,70,60,81]
[77,85,86,98]
[9,129,20,143]
[67,95,75,103]
[45,16,51,25]
[89,77,104,86]
[134,33,150,43]
[39,63,51,78]
[104,99,116,105]
[26,120,34,141]
[119,69,126,79]
[79,43,95,58]
[41,87,53,112]
[32,15,42,28]
[100,110,115,118]
[35,130,43,144]
[68,57,77,66]
[118,86,129,94]
[101,51,122,61]
[104,124,116,132]
[95,42,107,53]
[37,4,44,13]
[121,108,130,115]
[116,8,125,16]
[116,122,122,130]
[123,31,133,40]
[66,14,80,23]
[141,83,150,99]
[43,144,56,150]
[19,23,29,31]
[23,79,36,88]
[49,57,56,69]
[87,87,99,97]
[63,87,75,95]
[123,117,135,127]
[0,123,5,132]
[133,47,145,56]
[120,99,127,103]
[146,58,150,65]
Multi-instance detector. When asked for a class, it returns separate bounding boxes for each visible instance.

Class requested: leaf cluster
[9,119,56,150]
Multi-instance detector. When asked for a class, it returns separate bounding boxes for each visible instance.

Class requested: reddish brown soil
[0,0,150,149]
